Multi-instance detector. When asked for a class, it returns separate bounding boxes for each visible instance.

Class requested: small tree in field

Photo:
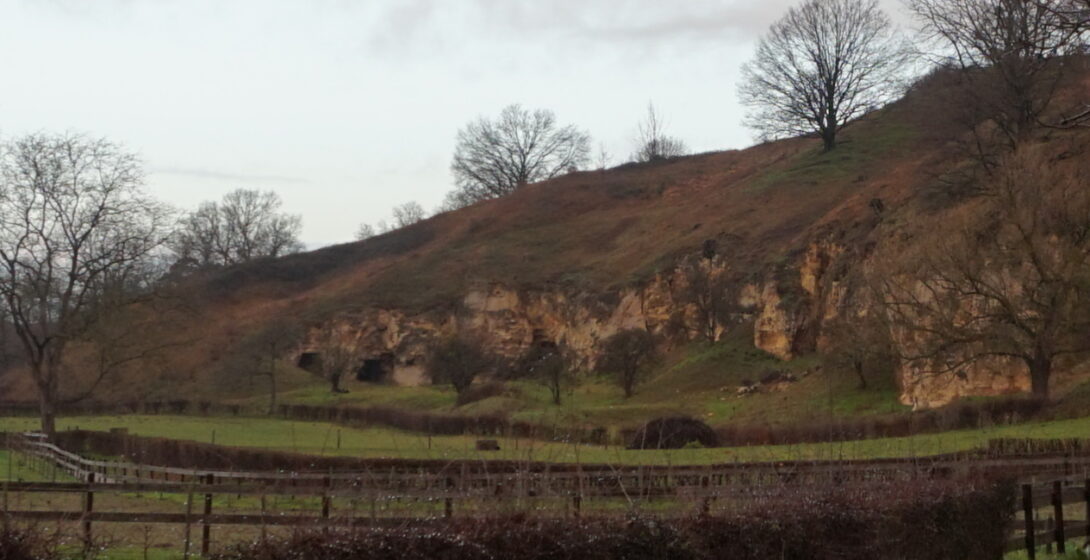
[316,333,353,394]
[739,0,906,151]
[428,334,491,398]
[520,344,572,405]
[247,321,303,413]
[598,329,657,398]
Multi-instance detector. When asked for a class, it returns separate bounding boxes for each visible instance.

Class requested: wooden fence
[1009,477,1090,558]
[8,432,1090,557]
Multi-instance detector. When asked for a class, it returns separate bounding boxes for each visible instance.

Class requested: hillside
[5,69,1090,434]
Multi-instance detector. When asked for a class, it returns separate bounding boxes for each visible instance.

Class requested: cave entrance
[356,353,395,383]
[297,352,322,374]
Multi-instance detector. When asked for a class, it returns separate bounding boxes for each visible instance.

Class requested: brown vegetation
[211,482,1012,560]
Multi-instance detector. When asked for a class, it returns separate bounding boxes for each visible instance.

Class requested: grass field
[4,413,1090,466]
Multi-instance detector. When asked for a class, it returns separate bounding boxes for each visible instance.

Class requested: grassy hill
[4,69,1090,440]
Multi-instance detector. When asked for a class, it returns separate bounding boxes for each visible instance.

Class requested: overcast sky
[0,0,909,247]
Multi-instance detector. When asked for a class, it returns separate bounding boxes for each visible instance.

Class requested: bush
[628,416,718,449]
[212,481,1013,560]
[0,523,57,560]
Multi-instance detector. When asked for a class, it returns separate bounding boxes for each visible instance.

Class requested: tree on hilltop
[449,104,590,205]
[739,0,906,151]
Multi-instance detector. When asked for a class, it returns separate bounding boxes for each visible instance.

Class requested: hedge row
[212,481,1015,560]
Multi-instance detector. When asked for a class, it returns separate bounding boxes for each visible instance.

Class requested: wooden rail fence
[1008,477,1090,558]
[8,432,1090,556]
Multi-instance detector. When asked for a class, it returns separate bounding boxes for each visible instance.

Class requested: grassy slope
[5,414,1090,466]
[29,84,933,407]
[251,321,907,436]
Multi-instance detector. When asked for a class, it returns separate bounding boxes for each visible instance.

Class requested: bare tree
[876,147,1090,399]
[172,188,303,267]
[427,333,491,398]
[0,134,171,435]
[354,223,376,241]
[316,332,353,394]
[391,201,426,229]
[450,104,590,204]
[598,329,657,398]
[244,321,303,413]
[519,343,571,405]
[822,311,895,390]
[739,0,906,151]
[595,143,613,170]
[632,104,688,162]
[907,0,1088,151]
[673,249,750,343]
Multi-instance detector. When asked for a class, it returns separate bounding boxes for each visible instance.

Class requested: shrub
[628,416,718,449]
[0,523,57,560]
[212,481,1013,560]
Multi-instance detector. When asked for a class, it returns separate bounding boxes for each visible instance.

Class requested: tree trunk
[1028,354,1051,400]
[267,372,278,415]
[37,387,56,437]
[821,129,836,152]
[854,360,867,390]
[330,373,342,393]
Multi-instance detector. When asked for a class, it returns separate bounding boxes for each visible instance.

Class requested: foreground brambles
[209,482,1013,560]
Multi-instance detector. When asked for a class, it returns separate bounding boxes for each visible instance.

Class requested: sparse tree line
[424,327,658,405]
[352,102,691,239]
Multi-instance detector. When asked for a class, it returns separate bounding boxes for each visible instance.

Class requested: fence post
[201,473,214,556]
[1085,478,1090,541]
[83,472,95,547]
[183,485,194,560]
[260,494,268,541]
[1022,483,1036,560]
[1053,480,1066,554]
[322,475,332,525]
[445,476,454,518]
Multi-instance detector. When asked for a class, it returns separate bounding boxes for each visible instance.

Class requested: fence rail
[8,432,1090,556]
[1007,478,1090,558]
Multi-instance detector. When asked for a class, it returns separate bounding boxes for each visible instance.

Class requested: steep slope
[7,72,1088,416]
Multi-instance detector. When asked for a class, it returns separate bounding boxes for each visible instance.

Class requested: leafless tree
[907,0,1088,153]
[171,188,303,268]
[391,201,426,229]
[598,329,657,398]
[427,333,491,398]
[354,223,376,241]
[739,0,907,151]
[450,104,590,204]
[520,343,572,405]
[243,321,303,413]
[875,147,1090,399]
[0,133,172,435]
[316,332,353,394]
[632,104,688,162]
[673,251,750,343]
[595,143,613,170]
[436,189,477,213]
[821,311,895,389]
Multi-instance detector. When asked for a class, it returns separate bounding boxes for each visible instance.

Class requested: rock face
[300,240,1032,408]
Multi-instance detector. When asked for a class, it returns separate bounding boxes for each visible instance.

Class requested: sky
[0,0,910,248]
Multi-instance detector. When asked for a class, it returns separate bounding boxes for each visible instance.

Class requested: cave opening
[356,353,395,383]
[297,352,322,374]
